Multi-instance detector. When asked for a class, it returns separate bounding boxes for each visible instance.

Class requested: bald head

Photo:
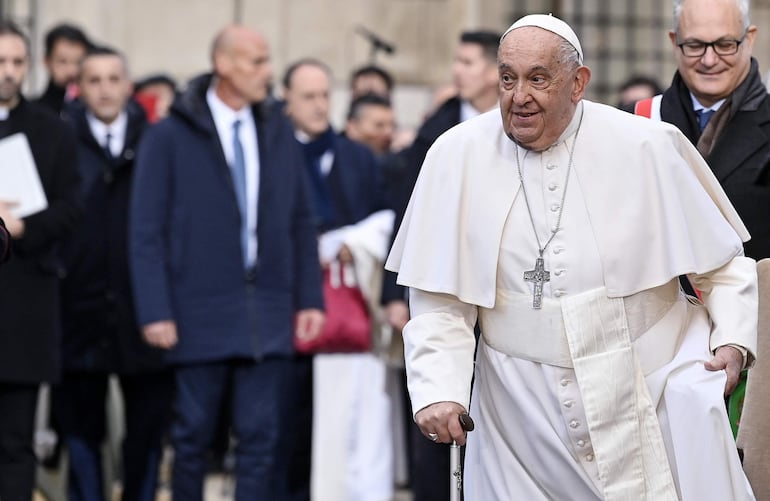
[211,24,266,65]
[210,24,273,108]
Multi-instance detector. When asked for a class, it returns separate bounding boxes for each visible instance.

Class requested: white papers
[0,133,48,217]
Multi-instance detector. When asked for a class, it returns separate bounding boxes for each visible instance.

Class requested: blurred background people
[129,25,323,501]
[0,19,82,501]
[350,64,393,100]
[133,73,178,123]
[281,58,392,501]
[57,45,172,501]
[616,74,663,108]
[345,93,396,156]
[35,23,92,115]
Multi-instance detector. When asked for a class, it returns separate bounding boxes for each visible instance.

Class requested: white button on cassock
[576,440,586,447]
[563,399,574,408]
[585,454,594,462]
[548,183,558,191]
[546,163,557,170]
[560,378,570,387]
[569,420,580,429]
[550,204,560,212]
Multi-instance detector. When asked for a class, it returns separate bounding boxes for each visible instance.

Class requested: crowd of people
[0,0,767,499]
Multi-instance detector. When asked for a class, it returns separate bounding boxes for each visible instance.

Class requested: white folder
[0,133,48,217]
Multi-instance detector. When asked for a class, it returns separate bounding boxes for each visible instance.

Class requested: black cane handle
[459,413,475,432]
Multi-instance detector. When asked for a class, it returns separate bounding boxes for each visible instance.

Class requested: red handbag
[294,260,372,353]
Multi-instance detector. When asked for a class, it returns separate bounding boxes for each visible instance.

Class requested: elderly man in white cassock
[386,13,757,501]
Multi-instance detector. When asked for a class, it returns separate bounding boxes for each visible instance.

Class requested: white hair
[557,38,581,70]
[673,0,751,34]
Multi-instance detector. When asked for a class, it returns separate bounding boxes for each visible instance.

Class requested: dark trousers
[274,355,313,501]
[0,383,38,501]
[171,357,291,501]
[55,371,173,501]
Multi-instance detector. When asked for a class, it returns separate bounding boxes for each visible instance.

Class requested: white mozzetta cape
[386,100,749,307]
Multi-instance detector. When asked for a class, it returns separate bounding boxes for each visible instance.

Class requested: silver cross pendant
[523,256,550,309]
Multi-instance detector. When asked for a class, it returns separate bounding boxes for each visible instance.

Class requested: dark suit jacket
[60,100,165,374]
[381,97,462,304]
[130,75,323,365]
[320,133,386,231]
[0,218,9,264]
[659,70,770,259]
[0,98,82,383]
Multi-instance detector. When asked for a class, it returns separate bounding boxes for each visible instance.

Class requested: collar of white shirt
[87,110,128,157]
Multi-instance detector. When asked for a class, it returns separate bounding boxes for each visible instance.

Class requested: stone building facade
[3,0,770,128]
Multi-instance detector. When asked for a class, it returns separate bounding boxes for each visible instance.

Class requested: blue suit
[129,75,323,500]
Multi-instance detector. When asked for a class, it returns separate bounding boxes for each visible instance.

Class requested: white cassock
[387,101,757,500]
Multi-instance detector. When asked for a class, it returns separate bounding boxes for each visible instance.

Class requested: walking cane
[450,413,475,501]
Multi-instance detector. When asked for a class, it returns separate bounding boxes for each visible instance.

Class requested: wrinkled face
[351,73,390,99]
[670,0,755,108]
[0,34,28,106]
[346,103,395,154]
[498,28,589,151]
[78,54,132,124]
[218,35,273,104]
[452,42,498,105]
[284,64,331,137]
[45,39,87,87]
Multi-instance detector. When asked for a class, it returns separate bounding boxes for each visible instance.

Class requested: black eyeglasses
[677,33,747,57]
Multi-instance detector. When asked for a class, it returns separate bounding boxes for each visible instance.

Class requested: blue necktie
[103,132,114,159]
[697,109,715,132]
[232,120,250,268]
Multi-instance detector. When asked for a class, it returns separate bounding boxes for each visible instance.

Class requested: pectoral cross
[523,256,550,309]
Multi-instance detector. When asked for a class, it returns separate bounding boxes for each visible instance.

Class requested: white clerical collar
[0,107,8,120]
[87,110,128,156]
[690,93,725,113]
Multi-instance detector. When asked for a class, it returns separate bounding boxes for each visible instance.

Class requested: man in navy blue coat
[129,25,324,501]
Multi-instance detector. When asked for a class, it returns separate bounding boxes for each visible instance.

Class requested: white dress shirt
[87,111,128,157]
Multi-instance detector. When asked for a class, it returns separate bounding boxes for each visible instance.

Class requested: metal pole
[450,413,475,501]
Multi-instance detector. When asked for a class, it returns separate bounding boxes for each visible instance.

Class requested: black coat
[0,98,81,383]
[0,218,9,264]
[59,100,164,374]
[35,80,68,116]
[659,70,770,260]
[381,97,461,304]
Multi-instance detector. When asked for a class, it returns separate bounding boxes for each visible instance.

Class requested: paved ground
[36,471,414,501]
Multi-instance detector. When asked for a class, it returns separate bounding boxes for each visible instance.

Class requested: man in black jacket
[34,23,91,116]
[653,0,770,262]
[0,20,81,500]
[58,46,172,501]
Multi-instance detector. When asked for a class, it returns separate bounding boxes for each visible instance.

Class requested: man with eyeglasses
[636,0,770,261]
[633,0,770,496]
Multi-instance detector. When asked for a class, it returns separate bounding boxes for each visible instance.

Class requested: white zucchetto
[501,13,584,64]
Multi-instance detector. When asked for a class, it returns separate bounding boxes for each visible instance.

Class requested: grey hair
[557,38,581,70]
[673,0,751,34]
